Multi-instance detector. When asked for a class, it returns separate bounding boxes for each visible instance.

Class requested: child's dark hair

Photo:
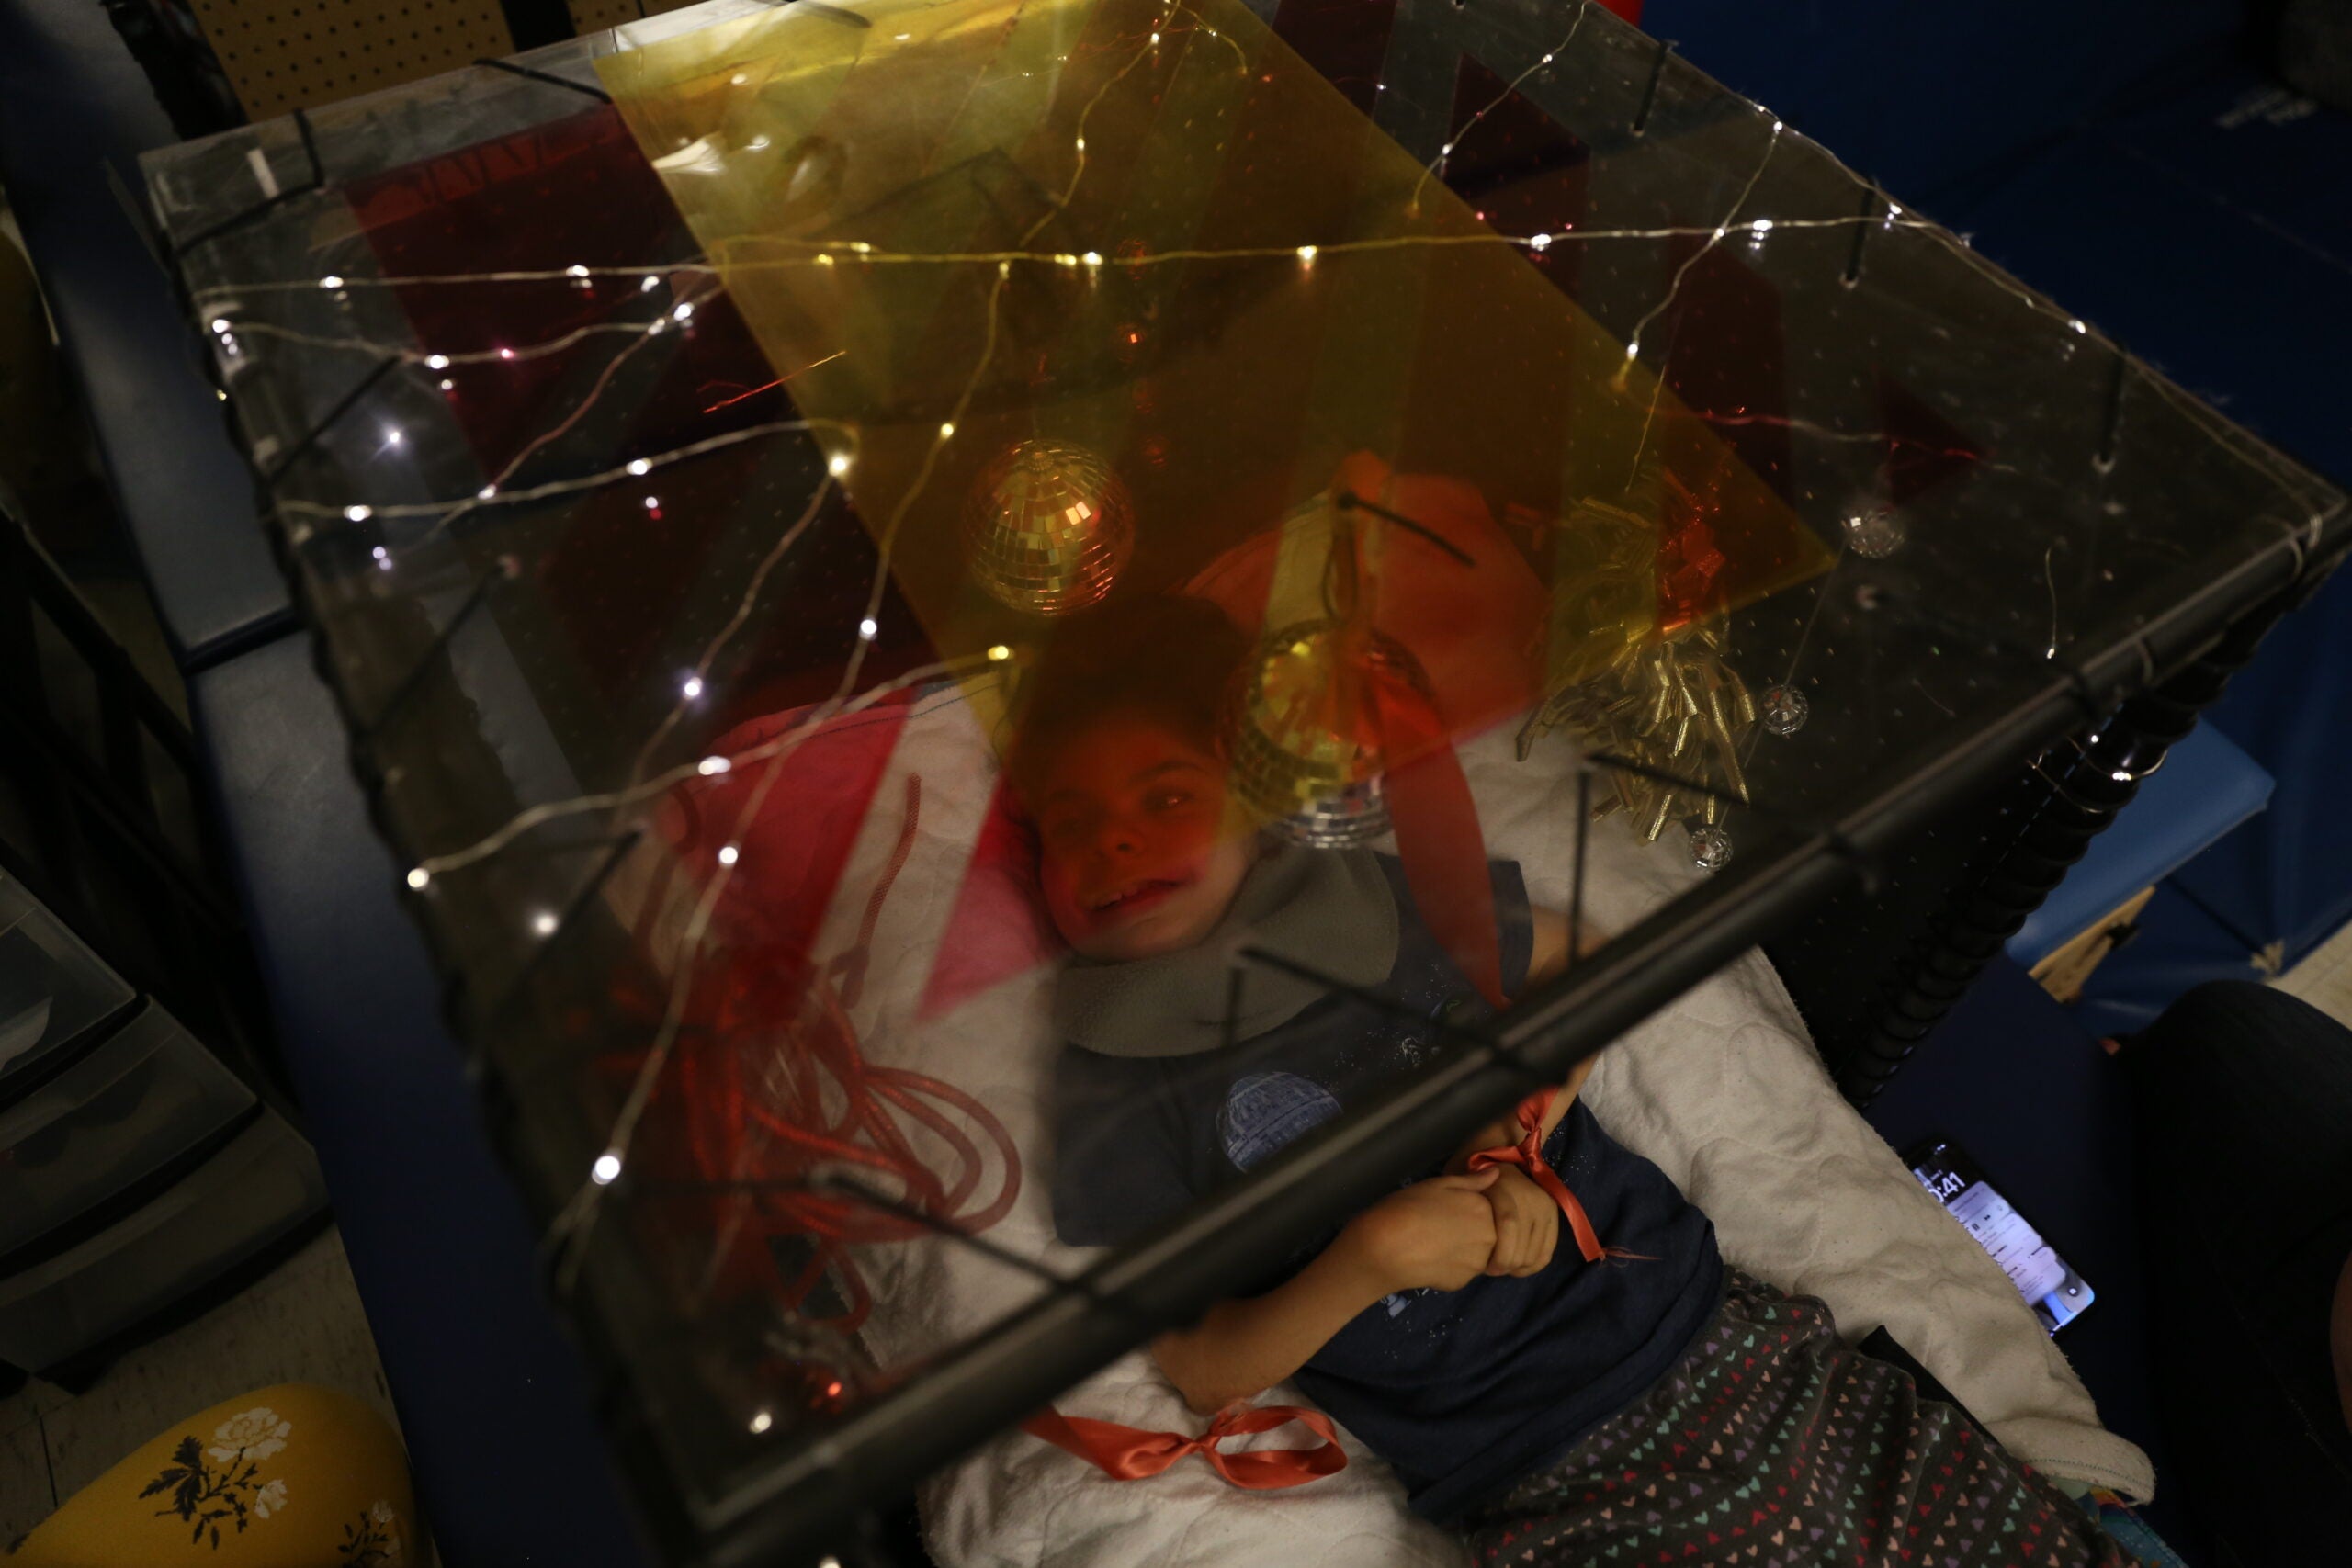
[1002,595,1250,804]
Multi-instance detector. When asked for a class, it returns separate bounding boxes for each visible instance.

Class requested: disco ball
[962,438,1136,616]
[1228,620,1430,847]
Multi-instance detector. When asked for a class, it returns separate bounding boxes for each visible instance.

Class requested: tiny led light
[987,644,1012,661]
[371,546,388,561]
[1527,232,1552,252]
[2070,319,2088,334]
[1080,251,1102,267]
[477,484,498,501]
[642,495,662,511]
[567,264,592,278]
[718,844,741,865]
[858,617,879,640]
[827,452,854,477]
[640,275,662,293]
[730,72,749,85]
[496,346,516,361]
[749,1411,774,1434]
[627,457,652,476]
[424,354,450,369]
[438,378,455,391]
[938,422,956,439]
[2110,770,2132,783]
[682,675,705,700]
[530,910,559,936]
[209,318,232,334]
[405,867,431,889]
[699,755,732,775]
[1296,244,1317,263]
[672,300,695,322]
[344,504,373,522]
[591,1152,623,1185]
[319,275,344,289]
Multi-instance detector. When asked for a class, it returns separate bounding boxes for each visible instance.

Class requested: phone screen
[1906,1140,2095,1334]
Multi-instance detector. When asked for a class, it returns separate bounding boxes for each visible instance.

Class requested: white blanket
[810,694,2152,1568]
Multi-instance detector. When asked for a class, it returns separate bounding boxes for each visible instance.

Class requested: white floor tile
[0,1374,71,1446]
[2275,919,2352,1025]
[0,1410,55,1547]
[8,1227,399,1534]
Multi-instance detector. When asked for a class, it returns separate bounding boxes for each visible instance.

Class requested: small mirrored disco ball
[962,438,1136,616]
[1273,774,1393,848]
[1841,505,1905,559]
[1760,682,1809,737]
[1687,821,1734,872]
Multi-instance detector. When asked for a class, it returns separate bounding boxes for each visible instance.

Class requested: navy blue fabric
[193,637,649,1568]
[0,0,292,668]
[1861,956,2198,1552]
[1642,0,2242,205]
[1944,62,2352,488]
[2007,724,2272,969]
[1051,855,1721,1521]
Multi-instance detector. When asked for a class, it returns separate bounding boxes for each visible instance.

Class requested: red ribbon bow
[1466,1089,1608,1264]
[1021,1403,1349,1489]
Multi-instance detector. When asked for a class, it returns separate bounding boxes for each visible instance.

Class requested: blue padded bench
[0,0,289,670]
[189,635,649,1568]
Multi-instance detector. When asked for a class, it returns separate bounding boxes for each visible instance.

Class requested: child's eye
[1147,788,1193,812]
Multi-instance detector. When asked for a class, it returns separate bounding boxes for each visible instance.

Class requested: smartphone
[1905,1138,2095,1335]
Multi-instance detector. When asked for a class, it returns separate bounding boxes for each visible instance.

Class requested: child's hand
[1339,1170,1501,1294]
[1480,1168,1560,1278]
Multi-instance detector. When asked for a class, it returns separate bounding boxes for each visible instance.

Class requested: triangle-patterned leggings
[1464,1271,2136,1568]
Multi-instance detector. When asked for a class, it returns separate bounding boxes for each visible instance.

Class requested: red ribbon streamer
[1021,1402,1349,1489]
[1466,1089,1607,1264]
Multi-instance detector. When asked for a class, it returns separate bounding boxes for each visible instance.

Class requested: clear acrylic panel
[143,0,2343,1554]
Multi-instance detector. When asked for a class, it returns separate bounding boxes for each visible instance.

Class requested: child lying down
[1011,598,2133,1568]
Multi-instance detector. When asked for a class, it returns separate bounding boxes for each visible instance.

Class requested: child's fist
[1480,1168,1561,1277]
[1340,1170,1502,1293]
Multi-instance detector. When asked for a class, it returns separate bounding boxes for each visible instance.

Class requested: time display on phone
[1906,1140,2096,1335]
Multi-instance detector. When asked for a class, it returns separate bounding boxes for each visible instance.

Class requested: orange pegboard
[187,0,517,120]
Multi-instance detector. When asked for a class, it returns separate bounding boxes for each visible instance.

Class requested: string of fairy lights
[546,0,1172,1271]
[178,0,2340,1298]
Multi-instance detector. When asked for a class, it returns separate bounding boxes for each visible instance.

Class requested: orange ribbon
[1466,1089,1608,1264]
[1021,1402,1349,1489]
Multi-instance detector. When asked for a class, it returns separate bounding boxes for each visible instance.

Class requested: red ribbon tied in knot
[1021,1402,1348,1489]
[1466,1088,1608,1264]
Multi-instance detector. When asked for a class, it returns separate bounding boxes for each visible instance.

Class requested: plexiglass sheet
[146,0,2341,1551]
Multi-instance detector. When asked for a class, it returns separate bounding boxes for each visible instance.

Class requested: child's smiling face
[1029,715,1256,961]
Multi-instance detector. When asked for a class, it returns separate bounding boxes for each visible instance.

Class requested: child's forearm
[1151,1239,1394,1416]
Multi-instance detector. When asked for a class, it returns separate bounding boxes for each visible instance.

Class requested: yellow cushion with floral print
[7,1383,416,1567]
